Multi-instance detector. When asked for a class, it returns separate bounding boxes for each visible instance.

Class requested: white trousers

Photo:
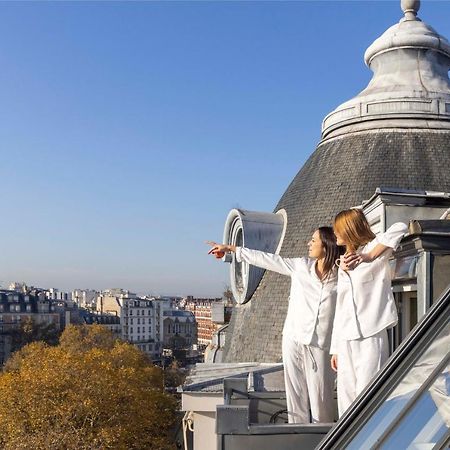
[336,329,389,417]
[282,334,335,424]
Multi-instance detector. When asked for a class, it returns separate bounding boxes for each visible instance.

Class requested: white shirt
[235,247,338,350]
[330,222,408,354]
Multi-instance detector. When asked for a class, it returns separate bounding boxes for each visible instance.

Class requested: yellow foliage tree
[0,325,177,450]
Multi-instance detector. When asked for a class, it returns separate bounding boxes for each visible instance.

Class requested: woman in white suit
[330,208,408,416]
[208,227,343,424]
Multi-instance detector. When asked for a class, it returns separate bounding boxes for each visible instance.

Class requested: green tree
[0,325,177,450]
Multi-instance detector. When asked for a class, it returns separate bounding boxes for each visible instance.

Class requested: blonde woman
[330,209,407,416]
[208,227,342,424]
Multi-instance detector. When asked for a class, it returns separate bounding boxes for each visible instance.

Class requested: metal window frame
[373,353,450,449]
[433,429,450,450]
[316,283,450,450]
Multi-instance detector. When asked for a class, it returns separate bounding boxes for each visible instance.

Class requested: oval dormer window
[222,209,287,305]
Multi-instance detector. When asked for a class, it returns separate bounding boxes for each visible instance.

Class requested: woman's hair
[333,208,376,252]
[317,226,345,279]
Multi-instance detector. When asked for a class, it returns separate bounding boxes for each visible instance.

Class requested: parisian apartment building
[97,289,167,362]
[0,289,62,364]
[162,309,197,350]
[184,296,233,349]
[3,284,204,366]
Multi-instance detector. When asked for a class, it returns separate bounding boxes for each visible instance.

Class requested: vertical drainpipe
[417,250,431,322]
[381,202,386,233]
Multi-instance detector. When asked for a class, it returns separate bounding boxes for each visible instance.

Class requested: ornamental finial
[401,0,420,21]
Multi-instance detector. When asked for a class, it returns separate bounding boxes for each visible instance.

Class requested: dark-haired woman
[207,227,343,424]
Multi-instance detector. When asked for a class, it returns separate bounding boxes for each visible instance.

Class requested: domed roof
[322,0,450,139]
[223,2,450,363]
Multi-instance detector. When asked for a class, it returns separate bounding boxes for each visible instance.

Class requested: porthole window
[223,208,287,305]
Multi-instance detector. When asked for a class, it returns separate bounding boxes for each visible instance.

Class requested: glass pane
[233,229,244,294]
[346,323,450,450]
[380,359,450,449]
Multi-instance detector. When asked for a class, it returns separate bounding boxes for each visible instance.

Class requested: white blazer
[235,247,338,350]
[330,222,408,354]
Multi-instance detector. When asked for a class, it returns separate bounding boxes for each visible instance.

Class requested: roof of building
[180,362,284,393]
[163,309,195,318]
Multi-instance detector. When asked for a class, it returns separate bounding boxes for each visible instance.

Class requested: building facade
[95,289,165,361]
[163,309,197,350]
[0,290,61,364]
[185,297,232,348]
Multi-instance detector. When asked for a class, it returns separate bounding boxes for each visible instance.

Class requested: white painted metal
[222,209,287,305]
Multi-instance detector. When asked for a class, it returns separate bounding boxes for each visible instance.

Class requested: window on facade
[138,318,140,324]
[137,327,140,333]
[130,327,133,334]
[137,310,140,316]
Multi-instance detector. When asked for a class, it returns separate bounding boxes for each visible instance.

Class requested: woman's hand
[331,354,338,372]
[206,241,234,259]
[343,252,369,270]
[337,254,352,271]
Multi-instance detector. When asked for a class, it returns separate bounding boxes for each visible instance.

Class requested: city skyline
[1,1,449,296]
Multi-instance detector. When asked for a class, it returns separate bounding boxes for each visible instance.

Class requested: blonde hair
[333,209,375,252]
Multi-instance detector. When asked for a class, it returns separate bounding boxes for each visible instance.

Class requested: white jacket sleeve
[235,247,305,277]
[378,222,408,250]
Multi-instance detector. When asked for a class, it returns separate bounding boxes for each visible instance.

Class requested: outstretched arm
[206,241,301,276]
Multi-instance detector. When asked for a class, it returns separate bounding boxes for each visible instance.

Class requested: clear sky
[0,1,448,297]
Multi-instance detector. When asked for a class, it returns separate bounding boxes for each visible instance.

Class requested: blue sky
[0,1,448,296]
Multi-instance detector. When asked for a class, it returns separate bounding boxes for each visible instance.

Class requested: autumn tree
[0,325,177,450]
[223,286,233,303]
[163,359,186,392]
[10,317,60,352]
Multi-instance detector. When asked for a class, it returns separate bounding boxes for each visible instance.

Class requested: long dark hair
[318,226,345,279]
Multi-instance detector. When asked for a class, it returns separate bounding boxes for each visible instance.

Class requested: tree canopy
[0,325,177,450]
[10,317,60,353]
